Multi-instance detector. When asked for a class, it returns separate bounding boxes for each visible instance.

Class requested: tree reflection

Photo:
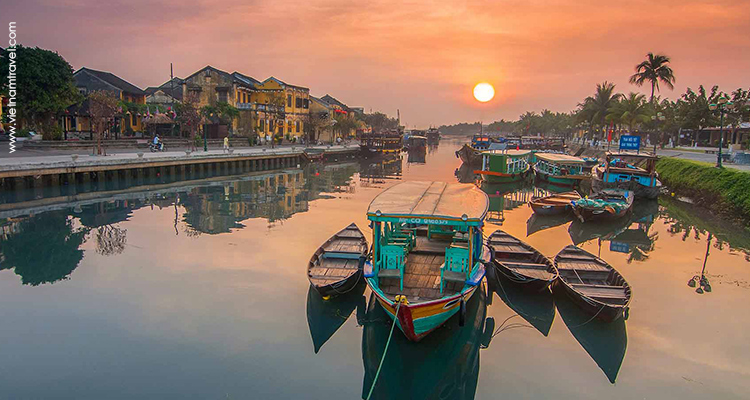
[0,211,88,285]
[95,225,127,256]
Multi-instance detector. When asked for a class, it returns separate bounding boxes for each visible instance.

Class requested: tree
[607,92,650,133]
[266,91,287,147]
[88,90,120,155]
[360,112,399,133]
[176,92,203,150]
[304,110,331,144]
[333,114,359,142]
[676,85,720,145]
[578,81,621,139]
[629,53,676,103]
[0,46,82,136]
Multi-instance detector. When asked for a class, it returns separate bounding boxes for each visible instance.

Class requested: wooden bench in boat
[492,244,534,255]
[499,261,550,269]
[571,284,628,304]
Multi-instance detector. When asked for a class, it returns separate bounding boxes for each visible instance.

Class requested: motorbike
[149,142,166,152]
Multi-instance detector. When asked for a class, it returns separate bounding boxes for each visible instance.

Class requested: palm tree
[607,92,650,133]
[578,81,621,138]
[629,53,676,103]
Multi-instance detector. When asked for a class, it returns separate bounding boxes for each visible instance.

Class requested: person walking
[223,136,229,153]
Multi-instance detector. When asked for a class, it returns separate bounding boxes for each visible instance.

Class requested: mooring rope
[365,298,404,400]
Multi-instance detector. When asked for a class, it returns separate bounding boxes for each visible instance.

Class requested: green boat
[533,153,590,187]
[474,150,532,184]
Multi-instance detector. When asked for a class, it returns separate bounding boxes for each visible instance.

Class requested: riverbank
[656,157,750,224]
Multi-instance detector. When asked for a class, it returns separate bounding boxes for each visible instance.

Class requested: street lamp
[651,112,666,154]
[708,95,734,168]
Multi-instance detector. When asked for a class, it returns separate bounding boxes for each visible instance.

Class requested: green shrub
[43,124,63,140]
[656,157,750,221]
[16,128,31,137]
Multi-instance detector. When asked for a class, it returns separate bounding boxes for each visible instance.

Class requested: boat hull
[456,144,482,166]
[476,167,531,184]
[493,262,554,292]
[553,279,627,322]
[529,202,570,216]
[534,168,587,187]
[592,174,661,199]
[572,206,629,222]
[369,280,479,342]
[313,269,364,298]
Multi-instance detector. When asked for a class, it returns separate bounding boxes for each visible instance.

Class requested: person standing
[223,136,229,153]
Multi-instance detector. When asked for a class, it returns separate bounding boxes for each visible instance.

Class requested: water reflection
[568,200,659,263]
[306,281,367,354]
[554,290,628,384]
[361,284,493,400]
[688,233,713,294]
[359,155,403,187]
[479,181,534,224]
[0,211,87,285]
[407,148,426,164]
[487,268,556,337]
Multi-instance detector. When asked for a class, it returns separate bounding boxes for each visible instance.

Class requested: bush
[193,133,203,148]
[43,124,63,140]
[16,128,31,137]
[656,157,750,222]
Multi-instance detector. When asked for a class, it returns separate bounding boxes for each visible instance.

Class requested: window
[295,120,300,132]
[287,94,292,107]
[295,97,303,108]
[303,98,309,109]
[287,120,292,133]
[131,114,137,126]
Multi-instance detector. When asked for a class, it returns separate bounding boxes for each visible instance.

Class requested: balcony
[235,102,284,113]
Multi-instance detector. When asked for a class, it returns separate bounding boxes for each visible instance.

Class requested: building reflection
[359,155,403,187]
[479,180,534,224]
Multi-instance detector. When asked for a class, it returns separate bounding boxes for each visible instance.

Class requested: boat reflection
[407,147,427,164]
[568,199,659,262]
[487,268,556,336]
[359,155,403,187]
[479,181,533,224]
[454,163,477,184]
[554,290,628,384]
[361,284,493,400]
[526,212,574,237]
[306,281,367,354]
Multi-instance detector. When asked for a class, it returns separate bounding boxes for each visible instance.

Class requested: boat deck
[379,252,463,301]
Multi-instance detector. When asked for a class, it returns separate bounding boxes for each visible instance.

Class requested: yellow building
[181,67,310,140]
[250,77,310,141]
[62,67,147,139]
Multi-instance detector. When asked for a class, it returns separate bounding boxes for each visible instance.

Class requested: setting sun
[473,82,495,103]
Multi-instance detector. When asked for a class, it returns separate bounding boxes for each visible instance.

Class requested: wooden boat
[571,189,633,222]
[487,230,558,292]
[553,245,632,322]
[406,134,427,151]
[364,181,492,342]
[533,153,590,187]
[307,223,369,298]
[474,150,532,184]
[456,143,483,166]
[528,191,581,216]
[592,152,662,199]
[306,281,366,353]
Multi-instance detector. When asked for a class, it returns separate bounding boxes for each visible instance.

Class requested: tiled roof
[76,67,146,95]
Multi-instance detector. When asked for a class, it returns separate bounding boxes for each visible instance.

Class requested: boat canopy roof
[535,153,585,164]
[367,181,489,226]
[482,149,531,157]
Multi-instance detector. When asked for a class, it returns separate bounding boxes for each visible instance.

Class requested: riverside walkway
[0,144,360,186]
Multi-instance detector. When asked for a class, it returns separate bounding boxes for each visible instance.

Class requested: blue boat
[592,152,662,199]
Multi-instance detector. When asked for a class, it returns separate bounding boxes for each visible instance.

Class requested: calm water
[1,140,749,399]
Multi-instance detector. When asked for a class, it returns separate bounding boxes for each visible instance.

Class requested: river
[0,139,748,399]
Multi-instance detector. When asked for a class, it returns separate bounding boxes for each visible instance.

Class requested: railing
[235,102,285,113]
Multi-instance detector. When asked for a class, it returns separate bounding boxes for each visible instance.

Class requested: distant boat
[474,150,532,184]
[305,282,366,353]
[529,191,581,216]
[487,230,559,292]
[553,245,632,322]
[533,153,591,187]
[307,223,369,298]
[571,189,633,222]
[592,152,662,199]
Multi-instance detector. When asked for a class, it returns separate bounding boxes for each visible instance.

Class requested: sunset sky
[3,0,749,127]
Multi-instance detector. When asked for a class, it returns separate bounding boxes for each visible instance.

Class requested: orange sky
[3,0,749,126]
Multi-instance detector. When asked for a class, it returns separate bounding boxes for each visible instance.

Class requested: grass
[656,157,750,223]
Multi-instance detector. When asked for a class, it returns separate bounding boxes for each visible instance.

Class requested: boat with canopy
[592,152,662,199]
[474,150,532,184]
[533,153,591,187]
[364,181,492,342]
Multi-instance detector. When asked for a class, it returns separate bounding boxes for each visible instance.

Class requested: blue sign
[610,241,630,254]
[619,135,641,151]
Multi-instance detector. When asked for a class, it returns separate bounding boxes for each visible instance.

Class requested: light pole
[651,111,665,154]
[708,95,734,168]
